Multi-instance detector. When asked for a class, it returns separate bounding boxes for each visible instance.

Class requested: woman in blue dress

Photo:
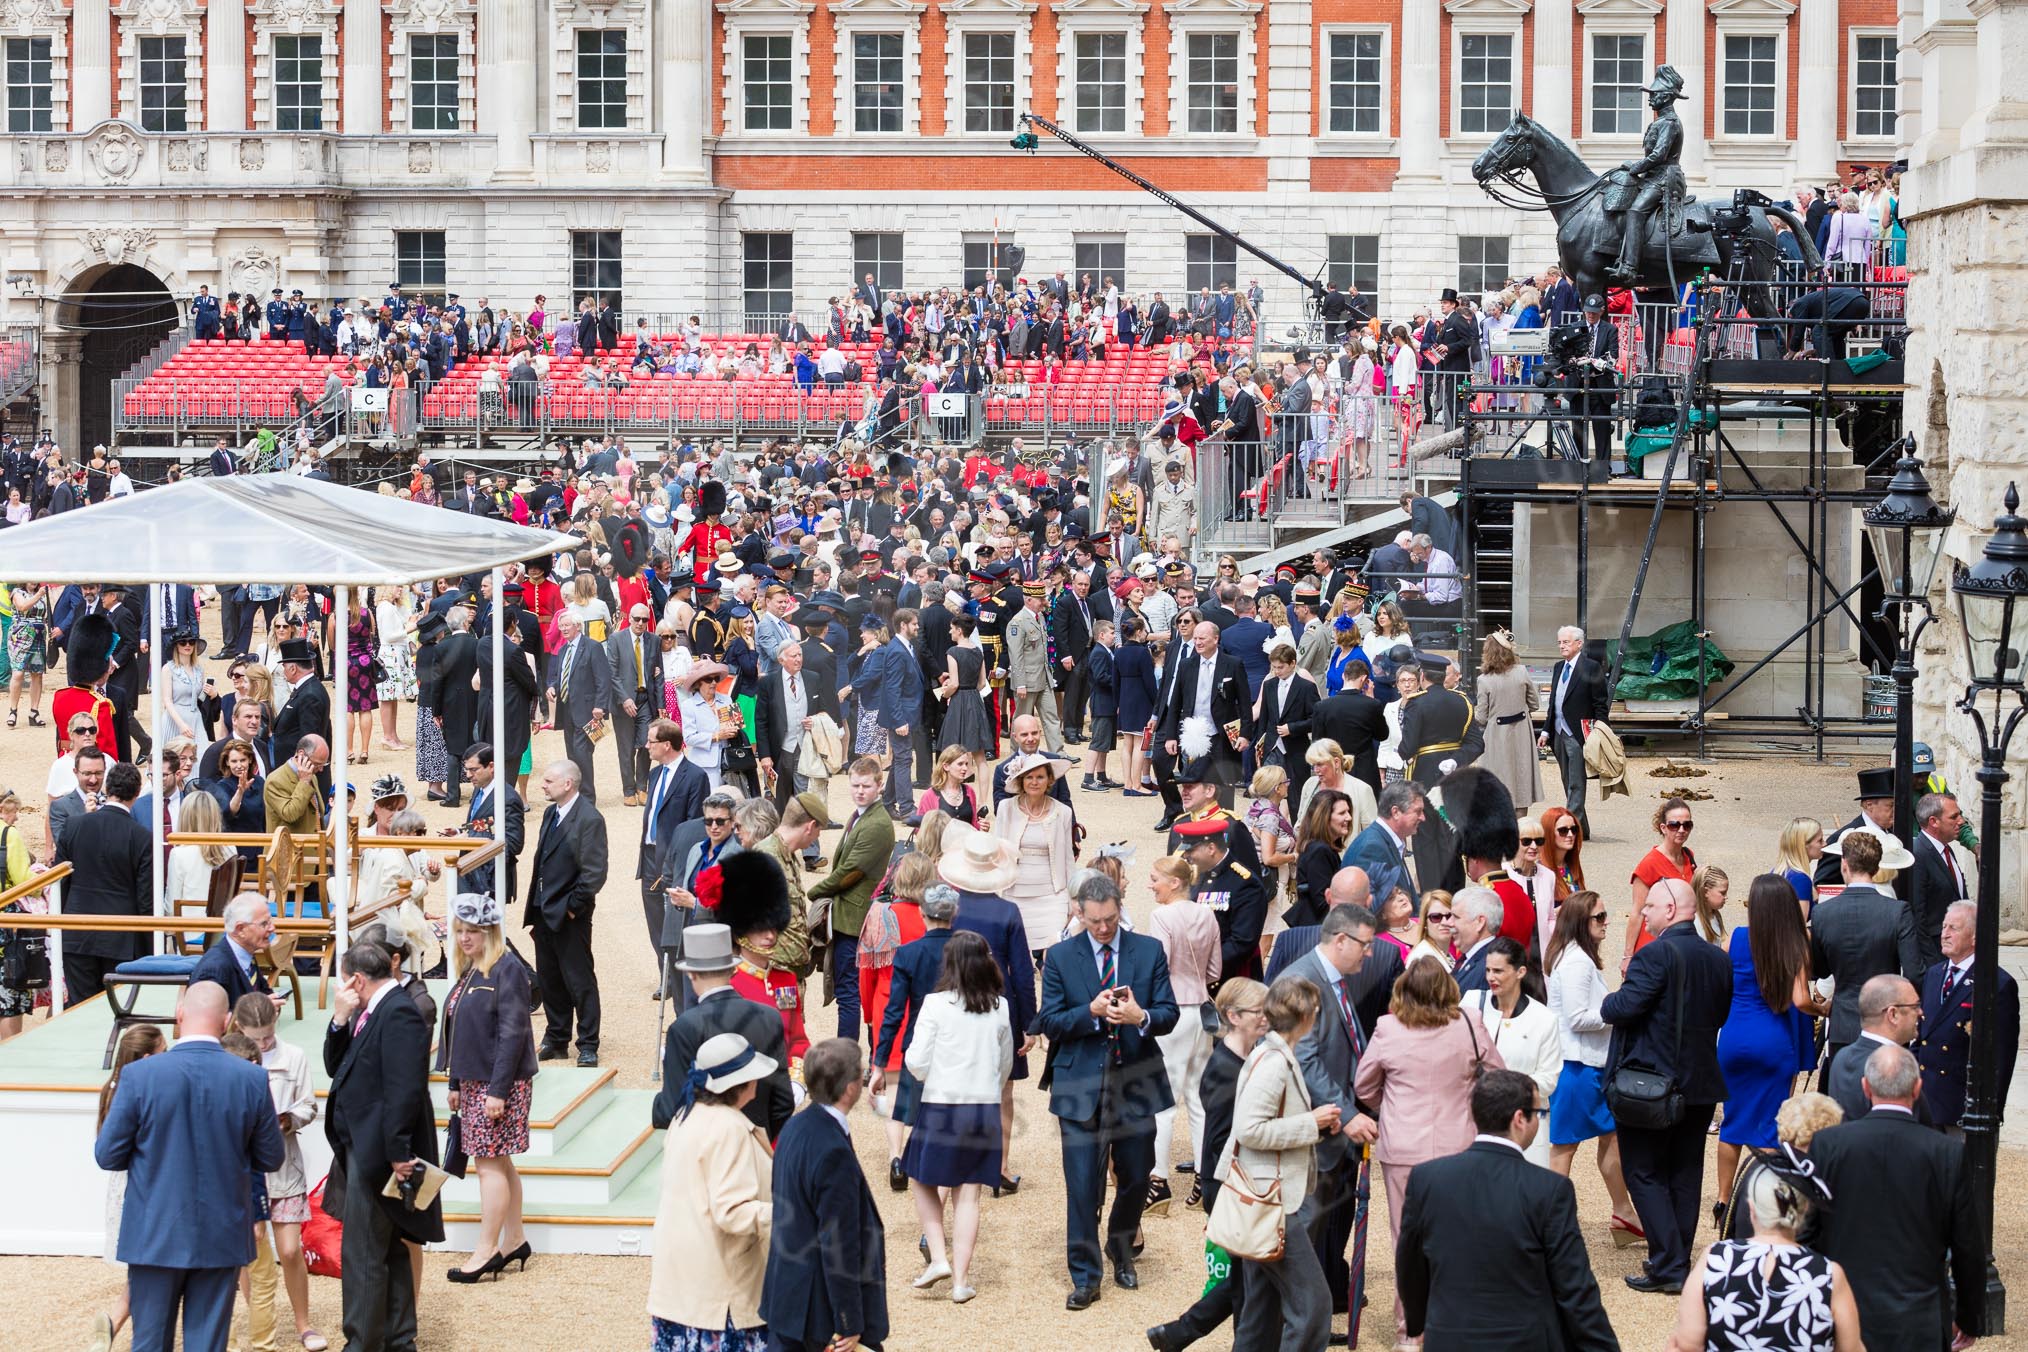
[1713,874,1828,1226]
[1112,615,1160,796]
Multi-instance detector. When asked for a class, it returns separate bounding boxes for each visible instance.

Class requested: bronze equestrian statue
[1470,67,1821,349]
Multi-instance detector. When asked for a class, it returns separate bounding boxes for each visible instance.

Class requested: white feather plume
[1181,716,1214,761]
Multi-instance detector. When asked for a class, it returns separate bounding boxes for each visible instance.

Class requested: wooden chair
[256,928,306,1022]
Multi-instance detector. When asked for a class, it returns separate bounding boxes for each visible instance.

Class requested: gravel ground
[2,634,2024,1350]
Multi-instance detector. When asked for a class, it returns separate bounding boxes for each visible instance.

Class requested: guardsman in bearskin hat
[52,608,119,754]
[1442,765,1534,947]
[709,850,810,1075]
[678,479,734,584]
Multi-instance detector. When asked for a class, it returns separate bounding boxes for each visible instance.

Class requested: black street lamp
[1949,480,2028,1337]
[1864,440,1955,847]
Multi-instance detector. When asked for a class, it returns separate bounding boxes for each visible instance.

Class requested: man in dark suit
[1396,1068,1619,1350]
[269,638,332,773]
[524,759,609,1067]
[323,940,443,1351]
[1364,531,1419,599]
[94,981,285,1352]
[456,742,524,904]
[1036,874,1179,1308]
[604,603,664,804]
[638,718,710,981]
[99,583,147,762]
[1914,899,2021,1131]
[1539,625,1612,839]
[652,922,794,1139]
[1145,292,1172,345]
[1253,644,1319,802]
[760,1038,889,1352]
[1282,906,1383,1319]
[475,606,540,788]
[145,583,199,663]
[1824,973,1922,1124]
[1573,294,1619,460]
[595,299,620,352]
[1807,829,1923,1065]
[544,611,613,804]
[1050,572,1096,743]
[1311,663,1389,796]
[1343,781,1427,908]
[1813,767,1899,888]
[753,642,820,817]
[430,611,481,807]
[1805,1043,1984,1349]
[54,761,154,1005]
[1601,875,1732,1293]
[1155,620,1251,812]
[1908,790,1972,970]
[188,895,282,1010]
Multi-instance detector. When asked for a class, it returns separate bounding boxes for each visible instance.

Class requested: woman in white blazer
[1542,890,1640,1244]
[902,932,1015,1304]
[1461,937,1561,1166]
[1213,977,1338,1351]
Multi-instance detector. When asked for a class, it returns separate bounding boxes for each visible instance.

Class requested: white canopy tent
[0,475,578,970]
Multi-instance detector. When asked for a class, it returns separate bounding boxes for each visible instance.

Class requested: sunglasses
[1664,819,1694,831]
[1590,911,1608,923]
[1425,911,1454,922]
[1555,825,1578,836]
[703,816,733,827]
[1519,837,1544,846]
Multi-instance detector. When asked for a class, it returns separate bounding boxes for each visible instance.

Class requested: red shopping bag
[303,1174,344,1278]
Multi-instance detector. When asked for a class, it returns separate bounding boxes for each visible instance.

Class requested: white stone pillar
[1794,0,1838,179]
[207,0,249,131]
[1961,0,2028,148]
[1398,0,1443,180]
[1265,0,1314,193]
[479,0,538,178]
[660,0,711,177]
[72,0,112,128]
[1533,0,1574,140]
[343,0,383,134]
[1664,0,1706,181]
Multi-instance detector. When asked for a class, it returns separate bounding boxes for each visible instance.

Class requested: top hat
[674,922,738,973]
[1440,288,1461,304]
[1855,766,1897,800]
[277,638,319,665]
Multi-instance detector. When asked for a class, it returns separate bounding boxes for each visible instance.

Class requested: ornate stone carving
[86,123,144,183]
[15,140,30,175]
[0,0,67,27]
[42,140,68,172]
[240,138,265,170]
[230,248,279,298]
[296,138,320,171]
[586,141,613,173]
[261,0,325,20]
[399,0,462,23]
[87,228,156,267]
[408,141,434,173]
[124,0,191,24]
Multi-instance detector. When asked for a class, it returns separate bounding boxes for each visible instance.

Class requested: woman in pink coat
[1352,954,1507,1346]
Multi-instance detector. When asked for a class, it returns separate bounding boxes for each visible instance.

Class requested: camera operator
[1567,294,1620,461]
[1784,285,1871,362]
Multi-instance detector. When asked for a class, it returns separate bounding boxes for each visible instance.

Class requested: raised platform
[0,984,661,1257]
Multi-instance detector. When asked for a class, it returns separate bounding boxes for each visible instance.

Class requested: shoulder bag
[1604,940,1687,1130]
[1205,1046,1291,1262]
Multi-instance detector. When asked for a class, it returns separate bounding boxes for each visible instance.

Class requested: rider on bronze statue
[1602,66,1687,285]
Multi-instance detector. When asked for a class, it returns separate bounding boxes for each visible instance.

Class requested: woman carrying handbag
[1207,976,1338,1352]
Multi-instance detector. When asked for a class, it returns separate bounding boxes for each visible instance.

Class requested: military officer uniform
[689,588,728,661]
[1176,815,1268,984]
[192,288,220,340]
[1396,658,1485,786]
[265,289,289,340]
[1164,797,1263,877]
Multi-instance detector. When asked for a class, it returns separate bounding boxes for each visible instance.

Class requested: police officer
[191,285,220,340]
[1176,813,1268,984]
[265,287,289,340]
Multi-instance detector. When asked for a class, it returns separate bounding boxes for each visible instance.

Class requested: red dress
[1629,846,1697,953]
[733,959,809,1065]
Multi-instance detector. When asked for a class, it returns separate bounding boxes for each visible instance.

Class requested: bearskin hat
[699,478,727,520]
[711,851,792,939]
[1441,764,1519,865]
[65,610,117,687]
[612,520,649,579]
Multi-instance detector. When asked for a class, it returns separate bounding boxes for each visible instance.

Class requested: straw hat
[1821,821,1916,872]
[691,1031,779,1093]
[938,822,1020,894]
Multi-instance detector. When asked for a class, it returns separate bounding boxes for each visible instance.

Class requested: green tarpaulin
[1605,619,1733,701]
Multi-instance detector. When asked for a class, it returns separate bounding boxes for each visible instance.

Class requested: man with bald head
[992,713,1074,817]
[95,980,286,1352]
[1825,973,1922,1124]
[1602,867,1732,1295]
[264,732,329,837]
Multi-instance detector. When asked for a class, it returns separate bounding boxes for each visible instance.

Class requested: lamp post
[1949,481,2028,1337]
[1863,440,1954,847]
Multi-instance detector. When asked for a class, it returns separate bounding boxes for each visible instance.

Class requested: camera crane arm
[1015,112,1324,311]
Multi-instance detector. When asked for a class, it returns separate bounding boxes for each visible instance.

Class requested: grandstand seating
[114,330,1181,435]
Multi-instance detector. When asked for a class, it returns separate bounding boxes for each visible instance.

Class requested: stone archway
[56,262,179,454]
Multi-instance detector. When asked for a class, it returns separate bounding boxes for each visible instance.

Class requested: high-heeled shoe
[503,1241,532,1271]
[1609,1214,1645,1249]
[446,1251,508,1283]
[991,1174,1020,1198]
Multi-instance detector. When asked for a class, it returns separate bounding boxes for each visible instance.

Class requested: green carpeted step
[439,1089,664,1211]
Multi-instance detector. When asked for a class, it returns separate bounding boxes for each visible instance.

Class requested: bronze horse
[1471,115,1820,342]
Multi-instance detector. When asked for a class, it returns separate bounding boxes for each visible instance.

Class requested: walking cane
[1348,1144,1373,1346]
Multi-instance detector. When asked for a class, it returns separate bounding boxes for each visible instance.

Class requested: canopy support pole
[149,584,166,953]
[333,585,351,951]
[491,567,507,915]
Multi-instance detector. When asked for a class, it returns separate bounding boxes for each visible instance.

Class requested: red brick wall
[1030,5,1059,120]
[714,153,1267,191]
[710,8,725,134]
[1309,158,1402,191]
[1144,5,1171,135]
[1836,0,1897,142]
[808,3,837,135]
[921,6,948,134]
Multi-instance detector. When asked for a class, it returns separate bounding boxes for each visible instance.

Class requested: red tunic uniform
[733,958,809,1065]
[51,686,115,754]
[678,521,733,582]
[1478,869,1538,949]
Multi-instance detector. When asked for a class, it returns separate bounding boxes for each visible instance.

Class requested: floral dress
[1696,1240,1835,1351]
[346,608,379,714]
[375,599,418,702]
[1245,796,1297,934]
[6,587,47,675]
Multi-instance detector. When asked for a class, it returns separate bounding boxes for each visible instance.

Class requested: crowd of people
[0,381,2008,1352]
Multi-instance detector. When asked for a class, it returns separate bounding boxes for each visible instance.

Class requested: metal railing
[0,324,37,404]
[113,376,420,448]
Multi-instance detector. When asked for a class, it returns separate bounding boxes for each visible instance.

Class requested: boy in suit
[1036,874,1178,1308]
[760,1039,889,1352]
